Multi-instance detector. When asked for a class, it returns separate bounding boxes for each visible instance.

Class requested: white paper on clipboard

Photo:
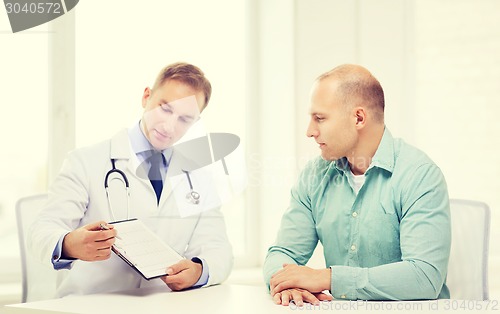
[110,219,183,280]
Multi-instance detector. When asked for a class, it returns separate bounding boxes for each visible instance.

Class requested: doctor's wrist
[61,232,77,260]
[190,257,209,288]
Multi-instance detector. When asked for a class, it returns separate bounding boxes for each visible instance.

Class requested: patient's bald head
[316,64,385,123]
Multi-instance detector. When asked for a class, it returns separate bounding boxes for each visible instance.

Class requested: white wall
[254,0,297,264]
[413,0,500,295]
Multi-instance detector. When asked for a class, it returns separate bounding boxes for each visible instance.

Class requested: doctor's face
[141,79,204,150]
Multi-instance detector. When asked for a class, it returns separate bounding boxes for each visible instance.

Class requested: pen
[100,223,122,240]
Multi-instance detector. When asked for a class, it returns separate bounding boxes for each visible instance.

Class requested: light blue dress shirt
[52,122,209,287]
[263,128,451,300]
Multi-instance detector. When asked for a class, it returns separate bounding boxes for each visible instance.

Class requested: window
[0,17,48,283]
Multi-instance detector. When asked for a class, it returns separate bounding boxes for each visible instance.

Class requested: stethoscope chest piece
[182,169,200,205]
[186,190,200,205]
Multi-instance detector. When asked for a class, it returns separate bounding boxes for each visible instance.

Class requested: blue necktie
[148,152,164,204]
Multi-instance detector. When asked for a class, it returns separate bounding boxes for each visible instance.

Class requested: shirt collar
[128,121,173,162]
[333,127,395,174]
[369,127,395,173]
[333,157,350,172]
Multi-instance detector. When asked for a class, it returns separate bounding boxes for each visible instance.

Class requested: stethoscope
[104,158,200,221]
[181,170,201,205]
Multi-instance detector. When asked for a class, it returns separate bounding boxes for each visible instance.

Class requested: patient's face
[307,79,358,161]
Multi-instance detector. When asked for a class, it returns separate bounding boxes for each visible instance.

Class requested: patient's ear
[354,107,366,128]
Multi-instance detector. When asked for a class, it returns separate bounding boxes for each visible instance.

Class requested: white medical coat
[28,129,233,297]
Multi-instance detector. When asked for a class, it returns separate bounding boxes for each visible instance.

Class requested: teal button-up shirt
[263,128,451,300]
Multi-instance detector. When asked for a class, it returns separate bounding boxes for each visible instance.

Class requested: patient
[263,64,451,306]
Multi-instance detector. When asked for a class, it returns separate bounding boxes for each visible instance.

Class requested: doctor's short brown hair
[152,62,212,110]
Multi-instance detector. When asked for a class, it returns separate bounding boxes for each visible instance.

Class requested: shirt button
[352,212,358,217]
[341,295,346,299]
[350,245,356,251]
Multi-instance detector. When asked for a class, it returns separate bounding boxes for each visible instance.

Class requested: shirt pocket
[364,201,401,263]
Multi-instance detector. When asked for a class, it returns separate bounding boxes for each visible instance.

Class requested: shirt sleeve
[330,163,451,300]
[191,257,209,287]
[51,233,76,270]
[263,160,320,290]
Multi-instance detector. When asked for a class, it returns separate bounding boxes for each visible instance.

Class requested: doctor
[28,62,233,297]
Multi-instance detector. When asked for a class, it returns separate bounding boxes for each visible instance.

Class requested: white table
[3,284,498,314]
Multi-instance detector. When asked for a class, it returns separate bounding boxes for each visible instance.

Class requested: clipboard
[110,219,183,280]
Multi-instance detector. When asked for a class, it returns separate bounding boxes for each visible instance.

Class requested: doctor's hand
[272,288,333,306]
[62,221,117,261]
[160,259,202,291]
[270,264,331,296]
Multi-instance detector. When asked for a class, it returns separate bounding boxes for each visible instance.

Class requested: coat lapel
[109,129,150,188]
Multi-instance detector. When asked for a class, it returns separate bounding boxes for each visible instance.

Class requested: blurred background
[1,0,499,304]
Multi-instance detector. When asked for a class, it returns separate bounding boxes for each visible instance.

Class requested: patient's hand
[272,288,333,306]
